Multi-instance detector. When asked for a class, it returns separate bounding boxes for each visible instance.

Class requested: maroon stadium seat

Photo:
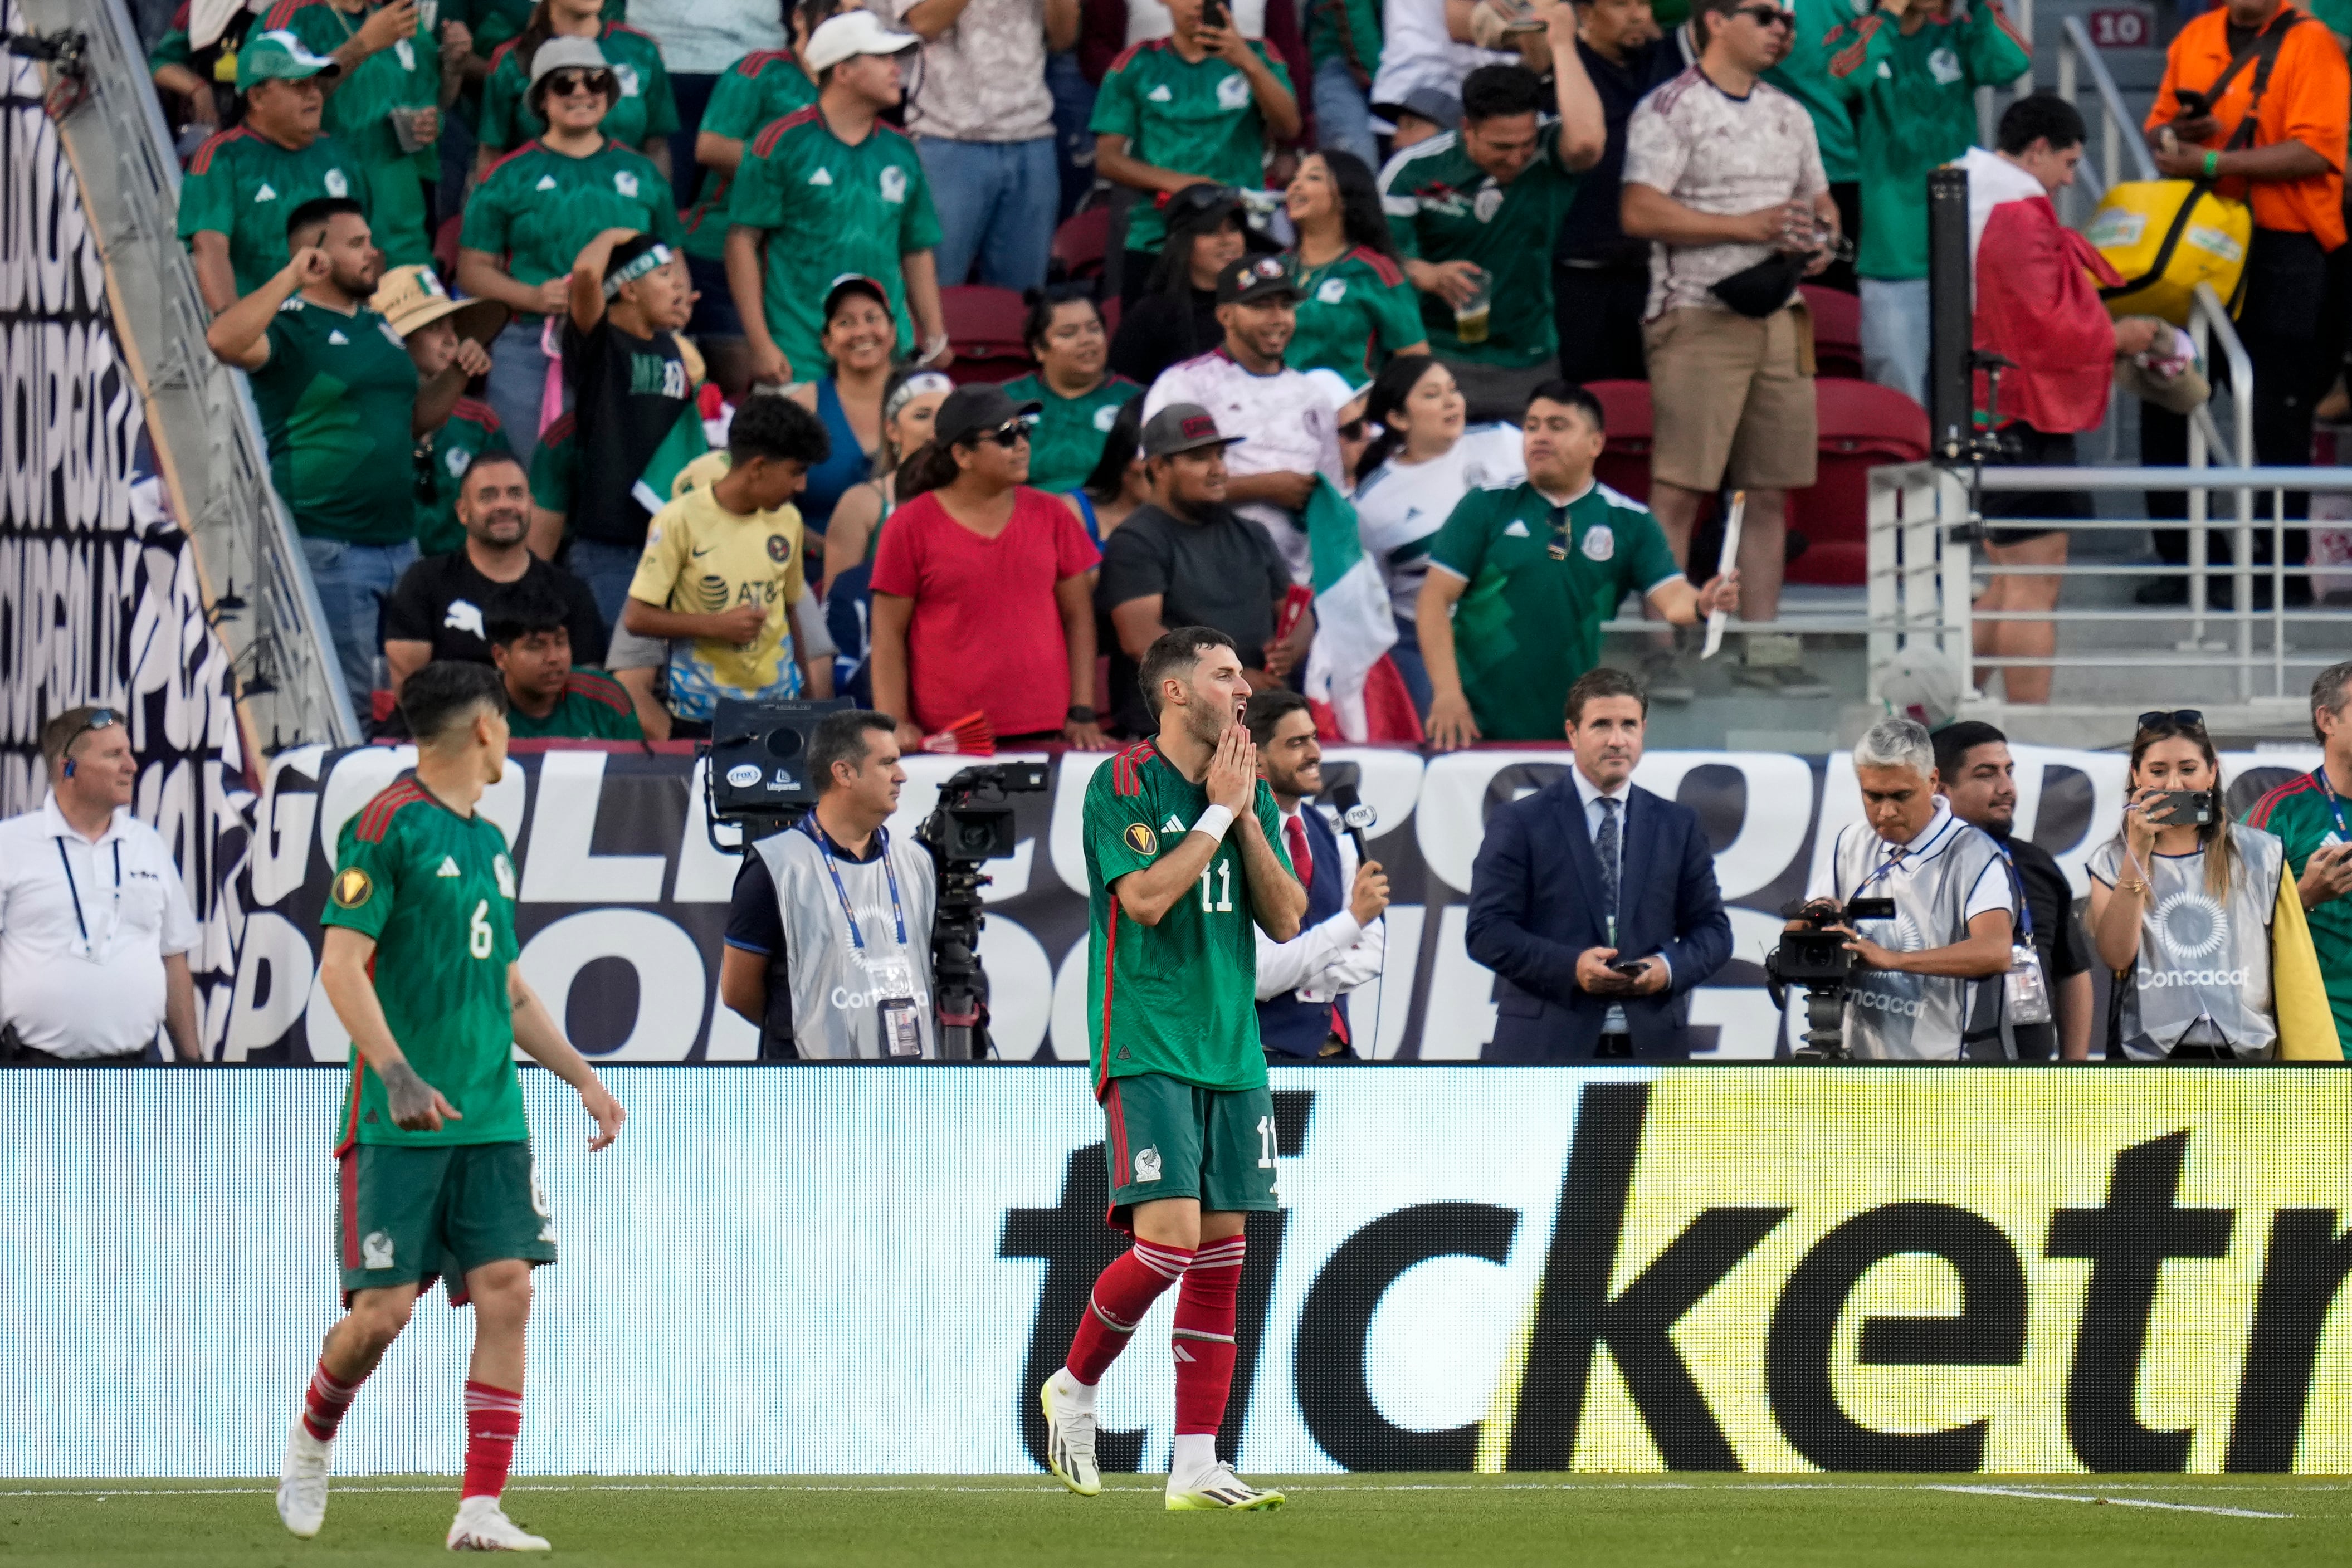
[1584,379,1654,505]
[1052,207,1111,283]
[1801,285,1863,380]
[940,284,1035,385]
[1787,378,1930,585]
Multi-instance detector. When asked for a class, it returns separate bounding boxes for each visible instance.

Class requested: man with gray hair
[1795,715,2016,1059]
[2242,659,2352,1050]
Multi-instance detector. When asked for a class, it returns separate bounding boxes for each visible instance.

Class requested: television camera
[1764,896,1895,1061]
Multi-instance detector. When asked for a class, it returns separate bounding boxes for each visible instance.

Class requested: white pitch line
[1928,1484,2291,1520]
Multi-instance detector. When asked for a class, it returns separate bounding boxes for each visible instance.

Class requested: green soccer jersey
[1286,245,1425,380]
[1426,478,1681,741]
[998,373,1140,492]
[265,0,440,265]
[1379,123,1580,368]
[462,138,684,300]
[1089,38,1290,254]
[1828,1,2031,280]
[479,23,679,158]
[1764,0,1872,185]
[416,397,511,556]
[530,411,577,515]
[2245,772,2352,1056]
[178,126,371,296]
[1084,741,1292,1096]
[729,107,943,377]
[1307,0,1381,72]
[249,297,419,543]
[324,774,528,1149]
[506,667,644,739]
[681,48,820,262]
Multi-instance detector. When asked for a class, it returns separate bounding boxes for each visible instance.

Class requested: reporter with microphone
[1247,690,1388,1062]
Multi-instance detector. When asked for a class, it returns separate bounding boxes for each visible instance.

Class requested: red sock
[1065,1240,1193,1385]
[462,1381,523,1500]
[1173,1236,1245,1436]
[302,1359,364,1443]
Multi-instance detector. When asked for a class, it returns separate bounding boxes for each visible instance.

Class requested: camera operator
[2087,709,2338,1061]
[1934,721,2094,1061]
[719,710,940,1059]
[1798,716,2015,1059]
[1247,689,1388,1061]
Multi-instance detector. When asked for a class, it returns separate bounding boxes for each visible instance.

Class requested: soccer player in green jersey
[1041,627,1307,1512]
[275,661,626,1552]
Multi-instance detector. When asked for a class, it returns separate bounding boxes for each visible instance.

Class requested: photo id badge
[2004,944,2052,1025]
[865,953,923,1058]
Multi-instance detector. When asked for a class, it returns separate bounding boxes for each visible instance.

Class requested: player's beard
[1181,685,1233,747]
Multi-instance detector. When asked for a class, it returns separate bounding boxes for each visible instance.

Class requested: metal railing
[1869,461,2352,714]
[2053,13,2158,223]
[28,0,357,753]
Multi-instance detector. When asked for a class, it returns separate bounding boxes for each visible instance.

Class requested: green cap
[236,28,342,91]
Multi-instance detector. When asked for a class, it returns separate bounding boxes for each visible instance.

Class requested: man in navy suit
[1466,666,1732,1059]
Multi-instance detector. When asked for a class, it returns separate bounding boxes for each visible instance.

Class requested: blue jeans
[916,135,1060,291]
[483,315,554,470]
[1858,276,1930,408]
[569,537,646,636]
[300,536,419,709]
[666,72,720,208]
[1312,55,1379,173]
[1046,51,1097,222]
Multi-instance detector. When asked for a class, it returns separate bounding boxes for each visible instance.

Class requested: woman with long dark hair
[1346,355,1523,715]
[1062,396,1150,546]
[1106,185,1252,387]
[474,0,677,178]
[1001,289,1141,492]
[2086,712,2339,1060]
[1284,149,1428,379]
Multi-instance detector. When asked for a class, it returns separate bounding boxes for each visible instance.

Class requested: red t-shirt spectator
[870,487,1102,737]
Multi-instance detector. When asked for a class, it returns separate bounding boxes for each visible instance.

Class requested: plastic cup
[1453,268,1492,345]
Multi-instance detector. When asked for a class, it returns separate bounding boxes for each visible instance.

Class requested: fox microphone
[1329,780,1376,862]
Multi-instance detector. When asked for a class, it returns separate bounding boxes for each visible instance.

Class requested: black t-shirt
[563,313,694,548]
[724,826,888,1057]
[1095,501,1290,736]
[382,549,610,667]
[1555,35,1683,266]
[1108,286,1222,388]
[1992,829,2091,1060]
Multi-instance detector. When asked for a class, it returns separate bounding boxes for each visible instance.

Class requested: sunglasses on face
[1734,5,1792,25]
[548,71,614,97]
[977,419,1034,448]
[2138,709,2205,729]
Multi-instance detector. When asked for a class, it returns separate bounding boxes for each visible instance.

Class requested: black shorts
[1982,426,2092,546]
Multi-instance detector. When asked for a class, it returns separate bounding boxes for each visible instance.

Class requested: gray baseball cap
[1140,403,1245,459]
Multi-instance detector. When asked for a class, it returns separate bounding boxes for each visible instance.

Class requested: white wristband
[1193,804,1236,842]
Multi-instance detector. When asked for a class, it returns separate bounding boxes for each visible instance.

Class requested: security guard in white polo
[0,707,203,1064]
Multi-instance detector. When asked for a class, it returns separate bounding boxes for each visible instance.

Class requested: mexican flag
[1298,475,1397,743]
[631,403,712,516]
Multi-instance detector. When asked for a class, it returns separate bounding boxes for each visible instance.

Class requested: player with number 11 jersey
[1042,626,1306,1512]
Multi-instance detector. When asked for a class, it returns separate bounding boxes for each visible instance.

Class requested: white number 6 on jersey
[468,898,494,959]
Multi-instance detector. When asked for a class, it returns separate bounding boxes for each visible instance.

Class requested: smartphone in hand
[2151,789,2214,828]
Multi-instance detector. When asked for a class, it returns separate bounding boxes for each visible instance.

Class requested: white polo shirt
[0,796,199,1059]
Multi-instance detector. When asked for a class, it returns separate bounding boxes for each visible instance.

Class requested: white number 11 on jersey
[1197,861,1233,912]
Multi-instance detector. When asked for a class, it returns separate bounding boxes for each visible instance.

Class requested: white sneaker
[1165,1462,1285,1511]
[446,1496,551,1552]
[1040,1373,1101,1497]
[276,1416,332,1539]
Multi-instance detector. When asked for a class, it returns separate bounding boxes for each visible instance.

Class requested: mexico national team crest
[494,853,518,900]
[332,867,373,908]
[1134,1146,1162,1183]
[1582,524,1615,562]
[1124,822,1158,856]
[880,165,908,204]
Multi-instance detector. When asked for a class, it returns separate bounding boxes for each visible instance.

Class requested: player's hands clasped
[1206,722,1257,814]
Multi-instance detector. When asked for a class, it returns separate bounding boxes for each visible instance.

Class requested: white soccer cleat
[446,1496,552,1552]
[276,1416,333,1538]
[1166,1462,1286,1512]
[1040,1373,1102,1497]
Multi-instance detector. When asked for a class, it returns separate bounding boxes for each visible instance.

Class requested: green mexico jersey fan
[679,47,817,262]
[461,139,684,291]
[1379,119,1581,368]
[998,372,1140,492]
[1045,623,1305,1514]
[479,22,678,157]
[1089,37,1292,255]
[417,397,510,556]
[247,294,420,544]
[285,660,623,1556]
[263,0,441,265]
[2246,765,2352,1054]
[179,125,369,296]
[1286,245,1424,380]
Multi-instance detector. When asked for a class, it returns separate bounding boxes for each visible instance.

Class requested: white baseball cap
[804,11,920,73]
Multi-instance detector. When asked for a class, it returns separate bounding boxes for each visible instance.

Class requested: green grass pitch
[3,1474,2346,1566]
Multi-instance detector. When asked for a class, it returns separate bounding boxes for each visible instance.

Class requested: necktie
[1597,797,1621,924]
[1286,813,1314,890]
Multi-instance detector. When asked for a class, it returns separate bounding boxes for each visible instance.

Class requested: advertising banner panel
[4,1067,2348,1477]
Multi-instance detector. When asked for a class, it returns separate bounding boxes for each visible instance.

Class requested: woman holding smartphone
[2085,710,2339,1061]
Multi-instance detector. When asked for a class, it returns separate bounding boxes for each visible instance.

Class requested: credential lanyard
[2314,769,2351,842]
[802,817,906,951]
[53,837,123,955]
[1995,842,2035,941]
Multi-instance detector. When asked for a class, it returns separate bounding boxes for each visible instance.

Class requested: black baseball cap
[1140,402,1245,458]
[1216,252,1300,305]
[934,383,1042,446]
[1162,183,1244,235]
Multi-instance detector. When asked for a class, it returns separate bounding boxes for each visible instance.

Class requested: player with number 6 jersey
[1043,626,1307,1513]
[277,662,625,1555]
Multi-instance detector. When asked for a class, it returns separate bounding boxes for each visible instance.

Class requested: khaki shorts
[1643,302,1819,492]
